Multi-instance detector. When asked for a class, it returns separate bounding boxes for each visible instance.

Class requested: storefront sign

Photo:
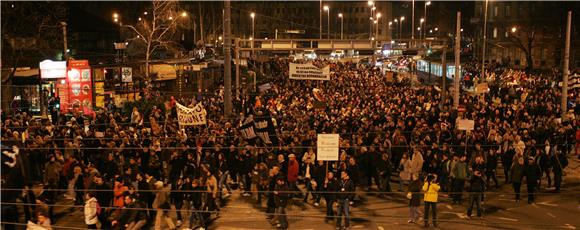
[39,60,67,79]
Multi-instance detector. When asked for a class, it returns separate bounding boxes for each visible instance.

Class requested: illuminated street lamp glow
[368,1,374,6]
[420,18,424,23]
[181,12,187,17]
[250,12,255,18]
[389,21,392,26]
[400,16,405,21]
[338,13,343,18]
[168,16,173,20]
[511,27,517,33]
[434,27,438,31]
[376,13,381,18]
[114,18,118,22]
[323,5,329,11]
[143,11,148,15]
[138,17,142,21]
[113,13,118,18]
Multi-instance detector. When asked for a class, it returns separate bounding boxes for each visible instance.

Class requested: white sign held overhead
[317,134,339,161]
[457,119,475,131]
[121,67,132,83]
[289,63,330,81]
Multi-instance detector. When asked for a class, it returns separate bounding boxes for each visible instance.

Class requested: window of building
[493,27,497,38]
[505,31,508,37]
[494,6,498,17]
[505,5,510,17]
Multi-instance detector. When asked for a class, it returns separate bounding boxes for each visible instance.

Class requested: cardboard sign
[121,67,132,83]
[317,134,339,161]
[457,119,475,131]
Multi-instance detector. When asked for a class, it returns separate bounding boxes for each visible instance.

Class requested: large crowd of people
[1,57,579,230]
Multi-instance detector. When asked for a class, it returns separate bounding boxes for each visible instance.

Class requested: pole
[224,0,232,117]
[327,9,330,39]
[424,3,427,40]
[320,0,322,39]
[442,46,447,109]
[454,11,461,109]
[411,0,415,40]
[60,22,68,60]
[252,17,255,39]
[562,11,571,118]
[235,38,240,98]
[481,0,488,80]
[199,1,204,43]
[341,16,344,39]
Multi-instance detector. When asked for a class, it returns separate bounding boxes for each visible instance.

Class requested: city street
[47,157,580,230]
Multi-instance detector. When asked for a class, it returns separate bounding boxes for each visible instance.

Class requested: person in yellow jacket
[422,174,440,228]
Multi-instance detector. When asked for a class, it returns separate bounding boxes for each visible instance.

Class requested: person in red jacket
[287,154,299,197]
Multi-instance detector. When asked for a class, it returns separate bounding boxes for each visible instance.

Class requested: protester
[467,170,485,218]
[1,57,577,229]
[84,192,99,229]
[422,174,440,228]
[336,171,355,230]
[407,174,422,224]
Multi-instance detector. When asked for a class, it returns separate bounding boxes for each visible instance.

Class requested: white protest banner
[289,62,330,81]
[456,119,475,131]
[176,102,207,126]
[317,134,339,161]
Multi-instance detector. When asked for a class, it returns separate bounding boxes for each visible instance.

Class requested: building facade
[471,1,579,70]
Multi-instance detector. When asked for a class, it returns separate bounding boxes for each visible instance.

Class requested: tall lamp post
[323,5,330,39]
[368,1,374,40]
[250,12,255,39]
[411,0,415,40]
[481,0,489,79]
[400,16,405,39]
[388,21,393,40]
[425,1,431,39]
[338,13,344,39]
[394,19,399,39]
[375,13,381,40]
[420,18,424,40]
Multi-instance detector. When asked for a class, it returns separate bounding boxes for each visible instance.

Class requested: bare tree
[1,2,67,83]
[121,0,186,81]
[506,25,537,72]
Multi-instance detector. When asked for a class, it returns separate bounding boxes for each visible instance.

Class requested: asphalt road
[38,157,580,230]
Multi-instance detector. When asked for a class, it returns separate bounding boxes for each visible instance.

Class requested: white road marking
[497,217,519,222]
[441,211,468,219]
[378,226,385,230]
[547,212,556,218]
[538,202,558,207]
[563,224,577,230]
[351,225,365,229]
[446,205,453,210]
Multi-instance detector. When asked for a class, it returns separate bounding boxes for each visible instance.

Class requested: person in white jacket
[84,192,99,229]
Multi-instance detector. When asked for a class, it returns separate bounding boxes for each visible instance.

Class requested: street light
[181,12,187,17]
[400,16,405,40]
[375,13,381,40]
[250,12,255,39]
[425,1,431,39]
[113,13,118,19]
[323,5,330,39]
[511,27,517,33]
[338,13,344,39]
[369,1,375,40]
[394,19,399,40]
[420,18,424,40]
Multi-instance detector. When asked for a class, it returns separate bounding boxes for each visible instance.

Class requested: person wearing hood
[525,157,541,204]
